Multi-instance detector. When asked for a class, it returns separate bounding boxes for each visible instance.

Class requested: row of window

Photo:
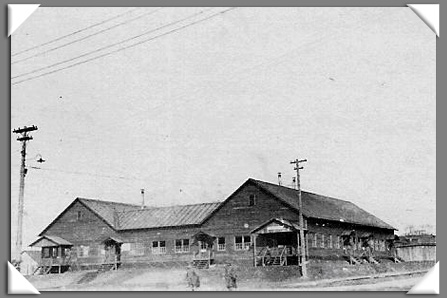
[73,235,253,258]
[308,233,387,251]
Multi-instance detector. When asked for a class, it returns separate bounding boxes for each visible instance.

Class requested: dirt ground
[26,261,434,292]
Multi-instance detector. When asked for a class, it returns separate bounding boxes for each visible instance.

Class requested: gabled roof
[250,218,306,234]
[249,179,396,230]
[117,202,221,230]
[38,178,395,236]
[39,197,141,235]
[38,197,222,235]
[29,235,73,247]
[78,197,140,228]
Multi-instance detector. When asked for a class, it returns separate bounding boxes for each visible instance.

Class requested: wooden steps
[367,256,380,264]
[348,256,362,265]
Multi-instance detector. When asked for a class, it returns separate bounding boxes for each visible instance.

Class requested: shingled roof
[39,178,395,236]
[78,198,140,229]
[249,179,396,230]
[117,202,222,230]
[79,198,221,230]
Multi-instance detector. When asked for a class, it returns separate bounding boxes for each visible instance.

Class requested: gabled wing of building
[250,179,396,230]
[38,197,222,236]
[38,197,141,236]
[77,197,141,228]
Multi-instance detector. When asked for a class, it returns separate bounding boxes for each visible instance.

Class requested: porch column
[253,234,257,267]
[305,232,309,261]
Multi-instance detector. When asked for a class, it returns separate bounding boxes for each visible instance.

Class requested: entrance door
[103,239,121,266]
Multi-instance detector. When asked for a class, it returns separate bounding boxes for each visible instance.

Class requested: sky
[10,7,436,255]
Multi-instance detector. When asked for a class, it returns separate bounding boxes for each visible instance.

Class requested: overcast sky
[11,7,436,253]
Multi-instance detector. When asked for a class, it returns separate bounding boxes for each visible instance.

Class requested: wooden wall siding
[202,184,300,237]
[117,226,201,262]
[396,245,436,262]
[43,201,118,245]
[40,183,395,266]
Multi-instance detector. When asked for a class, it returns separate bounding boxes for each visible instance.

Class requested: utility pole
[12,125,37,267]
[290,157,307,278]
[141,189,145,209]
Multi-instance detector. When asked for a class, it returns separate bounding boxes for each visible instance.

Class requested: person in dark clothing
[264,246,272,266]
[224,263,237,291]
[186,265,200,291]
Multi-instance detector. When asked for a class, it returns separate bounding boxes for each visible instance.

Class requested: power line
[12,7,234,85]
[11,7,141,57]
[28,165,147,182]
[27,166,215,187]
[12,8,164,65]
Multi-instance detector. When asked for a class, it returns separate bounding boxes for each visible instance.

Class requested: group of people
[186,263,238,291]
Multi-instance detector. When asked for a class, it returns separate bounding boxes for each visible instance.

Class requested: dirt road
[40,271,423,291]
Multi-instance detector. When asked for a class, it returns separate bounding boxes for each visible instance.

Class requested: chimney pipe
[278,172,282,186]
[141,189,145,209]
[113,207,120,229]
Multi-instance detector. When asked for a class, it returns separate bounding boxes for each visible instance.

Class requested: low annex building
[30,178,397,271]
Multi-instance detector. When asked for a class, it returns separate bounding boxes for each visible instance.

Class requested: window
[175,239,190,253]
[42,247,50,258]
[77,245,89,258]
[248,194,256,206]
[98,245,105,255]
[152,241,166,254]
[77,211,84,221]
[235,235,251,250]
[320,234,325,248]
[199,241,208,251]
[328,235,333,249]
[130,242,145,256]
[217,237,226,251]
[49,247,57,258]
[89,245,99,257]
[313,233,318,248]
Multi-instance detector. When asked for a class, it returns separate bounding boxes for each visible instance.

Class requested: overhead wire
[11,7,214,81]
[11,7,141,57]
[26,165,218,187]
[12,7,236,86]
[28,165,147,182]
[12,8,164,65]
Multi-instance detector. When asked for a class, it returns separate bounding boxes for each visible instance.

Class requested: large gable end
[38,197,140,236]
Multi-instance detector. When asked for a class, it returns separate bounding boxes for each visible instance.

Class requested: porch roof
[250,218,307,234]
[29,235,73,248]
[99,236,124,244]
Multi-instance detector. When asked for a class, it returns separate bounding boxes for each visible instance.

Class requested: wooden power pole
[12,125,38,266]
[290,157,307,278]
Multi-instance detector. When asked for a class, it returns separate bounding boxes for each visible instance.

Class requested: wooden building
[20,250,41,276]
[30,178,397,272]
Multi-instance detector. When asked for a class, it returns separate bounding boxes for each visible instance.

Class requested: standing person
[186,265,200,291]
[388,240,398,262]
[264,246,272,266]
[366,237,375,262]
[224,263,237,291]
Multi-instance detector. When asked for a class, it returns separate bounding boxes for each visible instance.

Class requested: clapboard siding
[43,201,117,244]
[203,183,300,234]
[35,180,396,267]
